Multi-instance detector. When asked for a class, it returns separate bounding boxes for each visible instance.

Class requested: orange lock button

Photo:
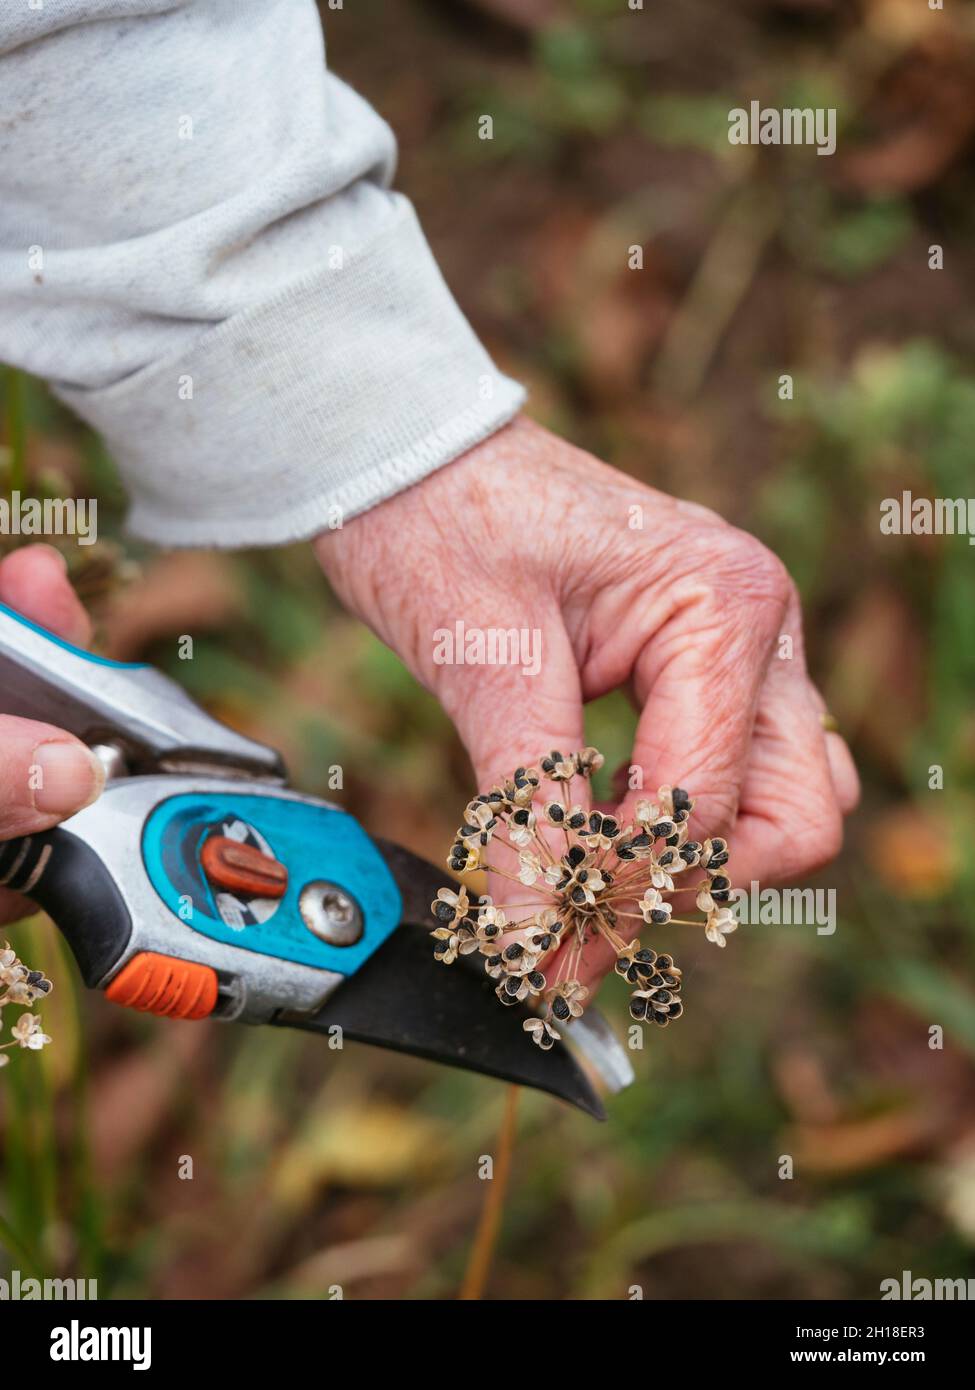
[201,835,288,898]
[106,952,218,1020]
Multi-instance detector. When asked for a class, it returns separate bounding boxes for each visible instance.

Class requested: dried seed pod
[428,750,736,1050]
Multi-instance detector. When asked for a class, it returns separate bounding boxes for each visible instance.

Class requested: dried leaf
[867,803,957,898]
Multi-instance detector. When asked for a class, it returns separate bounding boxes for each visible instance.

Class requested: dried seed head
[428,752,736,1050]
[0,943,54,1070]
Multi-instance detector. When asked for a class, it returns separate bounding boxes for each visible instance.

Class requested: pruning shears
[0,603,632,1118]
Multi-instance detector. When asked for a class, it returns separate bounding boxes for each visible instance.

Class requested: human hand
[0,546,105,923]
[315,417,858,992]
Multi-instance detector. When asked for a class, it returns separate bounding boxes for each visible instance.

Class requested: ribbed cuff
[55,196,526,549]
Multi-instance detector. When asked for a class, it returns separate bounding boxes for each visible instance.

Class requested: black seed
[567,812,587,830]
[434,901,455,921]
[672,787,691,811]
[567,845,586,867]
[503,943,524,960]
[650,909,669,924]
[552,996,571,1021]
[634,949,656,963]
[548,803,564,823]
[629,997,648,1021]
[571,887,586,904]
[656,955,674,971]
[528,971,546,989]
[504,976,522,996]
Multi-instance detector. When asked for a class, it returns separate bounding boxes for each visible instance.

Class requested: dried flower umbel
[0,943,53,1069]
[430,749,737,1049]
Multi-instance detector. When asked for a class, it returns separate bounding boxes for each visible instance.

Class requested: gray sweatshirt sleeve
[0,0,525,548]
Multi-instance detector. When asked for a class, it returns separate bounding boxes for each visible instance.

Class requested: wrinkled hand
[316,417,858,991]
[0,546,105,923]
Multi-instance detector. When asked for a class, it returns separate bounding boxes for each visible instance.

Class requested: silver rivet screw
[298,880,364,946]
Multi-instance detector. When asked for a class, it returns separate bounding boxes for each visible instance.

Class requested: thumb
[0,717,105,840]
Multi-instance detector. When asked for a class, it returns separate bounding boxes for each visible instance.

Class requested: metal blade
[277,839,606,1120]
[567,1010,635,1094]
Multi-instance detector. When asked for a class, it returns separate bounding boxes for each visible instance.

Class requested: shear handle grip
[0,829,132,987]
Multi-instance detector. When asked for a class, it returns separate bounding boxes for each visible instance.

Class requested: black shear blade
[278,840,605,1120]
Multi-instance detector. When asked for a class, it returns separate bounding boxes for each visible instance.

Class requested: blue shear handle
[142,793,402,976]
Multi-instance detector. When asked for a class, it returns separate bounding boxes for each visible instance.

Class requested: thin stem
[489,829,529,858]
[458,1086,520,1301]
[480,862,558,895]
[483,900,556,912]
[593,910,628,955]
[605,863,655,890]
[529,826,558,866]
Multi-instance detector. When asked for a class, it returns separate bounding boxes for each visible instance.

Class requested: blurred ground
[2,0,975,1299]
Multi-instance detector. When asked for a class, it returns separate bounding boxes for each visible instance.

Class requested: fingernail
[32,742,106,816]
